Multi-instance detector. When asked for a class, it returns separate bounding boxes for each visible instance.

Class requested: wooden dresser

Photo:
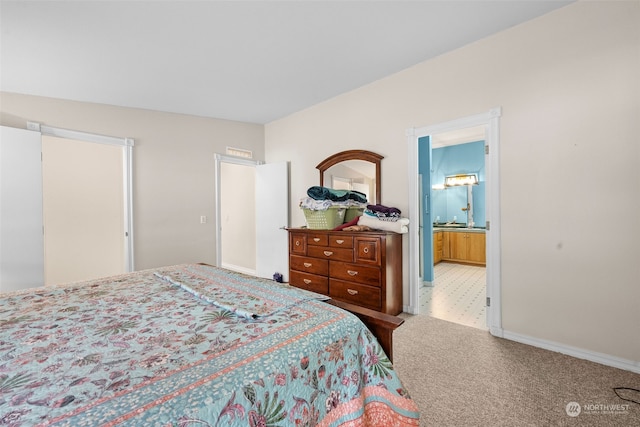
[287,228,403,315]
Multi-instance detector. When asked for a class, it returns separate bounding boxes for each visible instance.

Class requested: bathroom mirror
[316,150,383,205]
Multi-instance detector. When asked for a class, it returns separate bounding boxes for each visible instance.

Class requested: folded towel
[366,204,401,216]
[365,209,401,222]
[365,204,402,221]
[358,215,409,234]
[307,186,367,203]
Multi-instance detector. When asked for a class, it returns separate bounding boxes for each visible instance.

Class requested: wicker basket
[302,206,346,229]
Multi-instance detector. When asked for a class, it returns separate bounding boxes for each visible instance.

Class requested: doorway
[42,136,127,284]
[214,154,289,280]
[419,129,487,329]
[216,158,258,275]
[0,123,134,290]
[407,108,502,335]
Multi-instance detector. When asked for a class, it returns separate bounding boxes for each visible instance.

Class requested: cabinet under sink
[433,229,486,266]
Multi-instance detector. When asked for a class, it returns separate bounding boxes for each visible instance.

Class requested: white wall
[0,93,265,270]
[220,162,256,272]
[265,2,640,365]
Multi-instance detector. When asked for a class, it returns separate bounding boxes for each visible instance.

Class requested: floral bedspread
[0,264,419,426]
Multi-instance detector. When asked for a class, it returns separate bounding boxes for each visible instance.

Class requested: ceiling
[0,1,571,124]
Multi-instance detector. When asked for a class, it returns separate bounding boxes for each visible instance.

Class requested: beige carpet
[392,313,640,426]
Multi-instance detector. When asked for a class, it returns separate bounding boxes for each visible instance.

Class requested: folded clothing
[332,215,360,231]
[307,186,367,203]
[342,225,372,232]
[300,197,334,211]
[300,197,367,211]
[365,204,401,221]
[358,215,409,234]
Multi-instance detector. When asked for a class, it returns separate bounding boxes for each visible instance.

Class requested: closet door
[0,126,44,292]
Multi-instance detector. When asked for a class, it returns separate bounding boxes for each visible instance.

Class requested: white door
[255,162,289,281]
[0,126,44,292]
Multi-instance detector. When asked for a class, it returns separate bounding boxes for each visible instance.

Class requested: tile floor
[419,262,487,330]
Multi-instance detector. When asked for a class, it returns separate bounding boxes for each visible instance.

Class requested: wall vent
[226,147,253,159]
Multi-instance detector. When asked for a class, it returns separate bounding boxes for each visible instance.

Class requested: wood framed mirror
[316,150,383,205]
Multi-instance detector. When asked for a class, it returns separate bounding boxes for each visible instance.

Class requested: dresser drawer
[329,261,381,287]
[290,255,328,276]
[355,237,381,265]
[290,270,329,294]
[307,233,329,246]
[329,235,353,248]
[290,233,307,255]
[308,246,353,262]
[329,279,381,311]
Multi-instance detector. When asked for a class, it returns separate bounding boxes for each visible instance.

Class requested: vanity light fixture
[445,173,478,187]
[431,183,446,190]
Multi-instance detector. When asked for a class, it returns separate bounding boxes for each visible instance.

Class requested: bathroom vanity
[434,228,486,266]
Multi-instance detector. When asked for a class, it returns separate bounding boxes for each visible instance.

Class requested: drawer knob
[347,289,358,295]
[303,262,312,268]
[295,241,300,246]
[336,239,344,245]
[347,270,358,276]
[303,279,312,284]
[313,238,320,242]
[363,247,369,254]
[323,251,333,257]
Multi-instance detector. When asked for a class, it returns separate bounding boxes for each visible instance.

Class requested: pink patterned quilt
[0,264,419,426]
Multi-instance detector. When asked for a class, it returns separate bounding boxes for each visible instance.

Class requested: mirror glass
[323,160,376,204]
[317,150,383,205]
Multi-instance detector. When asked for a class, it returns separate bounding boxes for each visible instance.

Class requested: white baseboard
[499,329,640,375]
[403,304,419,315]
[220,262,256,277]
[222,264,637,373]
[399,320,640,374]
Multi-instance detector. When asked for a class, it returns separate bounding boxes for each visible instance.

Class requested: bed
[0,263,419,426]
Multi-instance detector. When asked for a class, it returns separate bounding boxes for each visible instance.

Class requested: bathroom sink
[433,224,486,231]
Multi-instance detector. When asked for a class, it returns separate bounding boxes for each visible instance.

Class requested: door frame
[27,122,135,273]
[406,107,503,336]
